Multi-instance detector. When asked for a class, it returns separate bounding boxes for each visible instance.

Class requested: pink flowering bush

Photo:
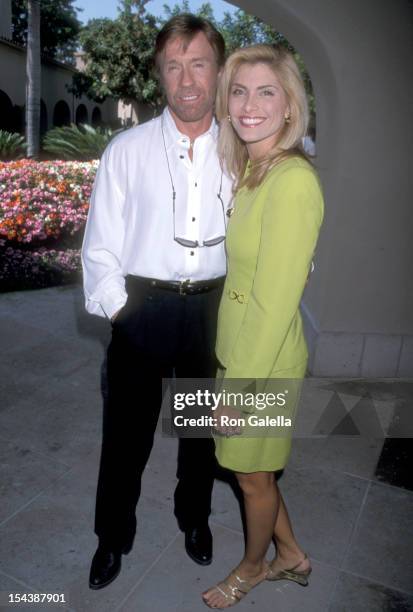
[0,160,97,242]
[0,160,98,290]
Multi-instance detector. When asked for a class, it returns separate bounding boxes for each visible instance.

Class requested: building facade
[0,0,147,135]
[0,36,119,135]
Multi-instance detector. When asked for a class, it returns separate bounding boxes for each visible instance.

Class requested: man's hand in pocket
[110,309,122,323]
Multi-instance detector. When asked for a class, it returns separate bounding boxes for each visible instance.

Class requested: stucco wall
[233,0,413,376]
[0,0,12,39]
[0,40,118,130]
[0,42,26,106]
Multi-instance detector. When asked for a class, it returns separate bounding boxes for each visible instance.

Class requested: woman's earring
[285,115,291,124]
[227,114,232,123]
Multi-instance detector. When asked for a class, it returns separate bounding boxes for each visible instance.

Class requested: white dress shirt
[81,107,233,319]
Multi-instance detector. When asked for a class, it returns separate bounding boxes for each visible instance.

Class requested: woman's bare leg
[270,486,310,573]
[202,472,310,608]
[202,471,276,608]
[236,471,278,570]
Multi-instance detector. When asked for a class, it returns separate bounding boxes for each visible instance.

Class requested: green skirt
[213,361,306,473]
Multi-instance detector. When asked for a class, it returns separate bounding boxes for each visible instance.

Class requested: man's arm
[81,145,128,320]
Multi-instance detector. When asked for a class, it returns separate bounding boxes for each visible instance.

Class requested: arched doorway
[75,104,88,125]
[0,90,14,131]
[91,107,102,127]
[53,100,71,127]
[12,105,25,134]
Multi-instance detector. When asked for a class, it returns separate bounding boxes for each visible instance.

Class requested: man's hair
[154,14,226,70]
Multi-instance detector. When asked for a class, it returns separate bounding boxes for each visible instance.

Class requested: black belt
[127,275,225,296]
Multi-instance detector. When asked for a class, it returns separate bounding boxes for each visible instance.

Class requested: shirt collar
[162,106,218,152]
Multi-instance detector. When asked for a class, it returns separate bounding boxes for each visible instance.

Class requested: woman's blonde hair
[216,44,310,191]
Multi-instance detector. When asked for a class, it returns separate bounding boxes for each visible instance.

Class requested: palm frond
[0,131,27,161]
[42,123,122,160]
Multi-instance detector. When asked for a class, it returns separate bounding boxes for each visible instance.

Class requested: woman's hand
[213,404,244,437]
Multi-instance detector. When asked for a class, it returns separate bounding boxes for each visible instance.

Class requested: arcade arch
[75,104,88,125]
[0,90,13,131]
[91,107,102,127]
[53,100,71,127]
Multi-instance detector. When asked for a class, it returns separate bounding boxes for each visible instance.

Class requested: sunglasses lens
[175,237,198,248]
[203,236,226,247]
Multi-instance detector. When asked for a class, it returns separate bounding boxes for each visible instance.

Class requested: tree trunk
[26,0,41,158]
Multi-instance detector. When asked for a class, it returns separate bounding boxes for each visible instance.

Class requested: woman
[202,45,324,609]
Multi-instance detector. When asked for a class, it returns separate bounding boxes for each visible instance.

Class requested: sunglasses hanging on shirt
[161,117,226,248]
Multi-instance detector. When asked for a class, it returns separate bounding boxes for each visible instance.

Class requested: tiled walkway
[0,286,412,612]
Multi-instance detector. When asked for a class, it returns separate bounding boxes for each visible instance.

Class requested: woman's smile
[238,116,267,127]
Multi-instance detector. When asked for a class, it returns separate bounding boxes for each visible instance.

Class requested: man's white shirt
[81,107,233,319]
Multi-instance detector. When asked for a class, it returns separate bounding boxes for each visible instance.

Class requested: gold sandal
[202,569,265,609]
[266,553,312,587]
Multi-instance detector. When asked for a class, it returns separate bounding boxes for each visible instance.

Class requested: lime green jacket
[216,156,324,380]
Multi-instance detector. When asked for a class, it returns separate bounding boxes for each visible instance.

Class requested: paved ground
[0,285,412,612]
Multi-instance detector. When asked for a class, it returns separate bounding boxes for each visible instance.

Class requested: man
[82,15,232,590]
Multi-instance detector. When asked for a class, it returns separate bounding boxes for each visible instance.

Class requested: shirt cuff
[100,290,128,321]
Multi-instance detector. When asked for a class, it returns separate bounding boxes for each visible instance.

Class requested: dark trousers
[94,275,223,551]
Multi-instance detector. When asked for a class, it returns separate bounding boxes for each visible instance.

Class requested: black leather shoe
[184,525,212,566]
[89,547,122,590]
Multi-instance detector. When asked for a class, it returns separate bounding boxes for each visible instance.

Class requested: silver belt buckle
[179,279,190,295]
